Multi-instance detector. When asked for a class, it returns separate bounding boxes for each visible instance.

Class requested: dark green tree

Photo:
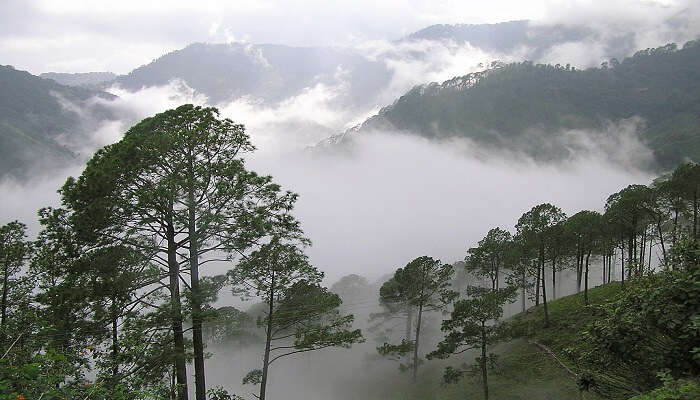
[377,256,457,381]
[564,211,603,304]
[0,221,31,350]
[465,228,512,291]
[63,104,300,400]
[515,203,566,326]
[605,185,654,281]
[229,239,363,400]
[428,286,517,400]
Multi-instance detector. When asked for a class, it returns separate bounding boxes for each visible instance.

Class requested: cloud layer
[2,0,698,74]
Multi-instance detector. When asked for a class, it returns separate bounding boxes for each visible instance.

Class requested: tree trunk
[412,303,423,383]
[628,237,634,281]
[551,258,556,300]
[621,243,625,288]
[495,259,499,291]
[520,270,526,313]
[167,224,188,400]
[481,321,488,400]
[541,261,549,327]
[111,302,119,382]
[584,250,591,305]
[576,250,583,293]
[0,257,8,348]
[657,221,667,267]
[638,229,646,275]
[405,307,413,341]
[259,278,275,400]
[535,260,540,307]
[694,185,698,242]
[188,180,206,400]
[602,253,606,285]
[171,364,177,400]
[648,235,653,271]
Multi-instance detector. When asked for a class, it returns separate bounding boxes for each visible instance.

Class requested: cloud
[357,39,522,104]
[217,75,354,149]
[246,131,653,284]
[0,0,542,74]
[534,0,700,66]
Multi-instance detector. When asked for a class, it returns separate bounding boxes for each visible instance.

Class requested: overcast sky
[1,0,695,75]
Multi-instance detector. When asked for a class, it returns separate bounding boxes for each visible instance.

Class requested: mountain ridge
[0,65,117,179]
[322,41,700,170]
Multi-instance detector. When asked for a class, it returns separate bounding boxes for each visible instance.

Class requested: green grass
[351,285,624,400]
[362,338,599,400]
[511,282,623,357]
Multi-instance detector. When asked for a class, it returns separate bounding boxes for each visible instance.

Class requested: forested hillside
[405,20,591,56]
[343,41,700,170]
[40,72,117,88]
[0,65,116,179]
[114,43,391,104]
[1,104,697,400]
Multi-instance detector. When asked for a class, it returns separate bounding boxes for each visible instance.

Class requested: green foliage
[357,41,700,169]
[62,104,307,399]
[202,306,256,345]
[0,349,153,400]
[277,281,363,351]
[581,270,700,394]
[0,65,115,178]
[242,369,263,385]
[465,227,512,290]
[627,373,700,400]
[231,239,363,398]
[429,285,517,399]
[207,386,245,400]
[377,339,415,361]
[510,267,699,399]
[430,286,517,364]
[376,256,457,378]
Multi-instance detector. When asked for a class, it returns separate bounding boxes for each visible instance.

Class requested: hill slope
[337,41,700,170]
[361,338,597,400]
[405,20,591,56]
[110,21,622,108]
[40,71,117,88]
[114,42,391,105]
[0,65,116,179]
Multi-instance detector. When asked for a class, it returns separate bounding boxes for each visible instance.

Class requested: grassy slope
[511,282,623,357]
[367,284,624,400]
[372,339,595,400]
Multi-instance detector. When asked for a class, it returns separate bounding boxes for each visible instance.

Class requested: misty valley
[0,2,699,400]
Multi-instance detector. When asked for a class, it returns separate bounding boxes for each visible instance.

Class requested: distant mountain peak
[40,71,117,88]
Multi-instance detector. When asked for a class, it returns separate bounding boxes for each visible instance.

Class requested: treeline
[1,104,698,400]
[363,161,699,399]
[361,40,700,169]
[0,105,363,400]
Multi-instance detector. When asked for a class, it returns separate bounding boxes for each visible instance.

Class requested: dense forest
[348,41,700,169]
[0,104,697,400]
[0,66,116,178]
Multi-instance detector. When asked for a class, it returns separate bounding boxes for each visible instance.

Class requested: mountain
[330,41,700,170]
[404,19,696,65]
[0,65,116,179]
[40,72,117,88]
[106,20,682,112]
[114,42,391,105]
[109,21,608,108]
[404,20,592,56]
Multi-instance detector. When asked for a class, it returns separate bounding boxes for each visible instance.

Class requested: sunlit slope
[349,41,700,170]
